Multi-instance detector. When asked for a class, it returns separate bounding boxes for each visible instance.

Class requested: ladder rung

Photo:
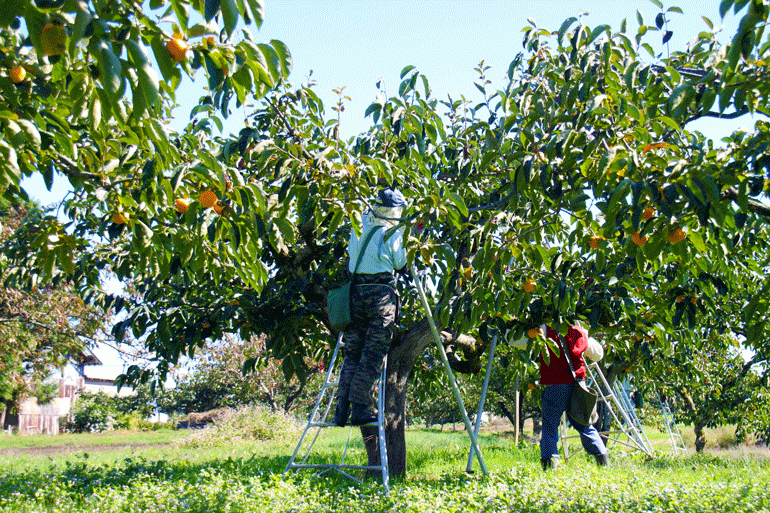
[288,463,385,471]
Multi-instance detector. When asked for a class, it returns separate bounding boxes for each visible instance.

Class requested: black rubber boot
[333,398,350,427]
[540,458,558,471]
[350,402,378,426]
[594,453,609,467]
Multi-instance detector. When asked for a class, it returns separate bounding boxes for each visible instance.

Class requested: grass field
[0,424,768,512]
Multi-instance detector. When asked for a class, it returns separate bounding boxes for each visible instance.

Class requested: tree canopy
[3,0,770,474]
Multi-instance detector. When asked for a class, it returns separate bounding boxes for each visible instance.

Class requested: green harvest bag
[327,227,380,332]
[555,326,599,427]
[568,379,599,427]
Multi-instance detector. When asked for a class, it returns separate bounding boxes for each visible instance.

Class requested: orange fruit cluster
[175,198,191,213]
[667,228,686,244]
[199,190,217,208]
[589,236,604,249]
[641,206,655,220]
[527,327,541,338]
[166,35,189,63]
[41,23,67,56]
[631,232,648,246]
[9,66,26,84]
[112,212,129,224]
[523,280,535,293]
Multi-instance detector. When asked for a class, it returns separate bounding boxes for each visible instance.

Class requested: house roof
[72,347,102,366]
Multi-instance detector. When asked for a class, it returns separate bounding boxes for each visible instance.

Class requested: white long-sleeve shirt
[347,216,407,275]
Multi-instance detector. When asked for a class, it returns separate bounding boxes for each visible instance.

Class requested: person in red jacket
[539,324,608,470]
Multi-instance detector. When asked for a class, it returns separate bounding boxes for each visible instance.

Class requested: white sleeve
[584,337,604,361]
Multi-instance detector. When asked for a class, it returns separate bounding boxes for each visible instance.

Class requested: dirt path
[0,442,173,457]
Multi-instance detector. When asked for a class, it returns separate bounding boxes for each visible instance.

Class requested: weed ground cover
[0,428,767,512]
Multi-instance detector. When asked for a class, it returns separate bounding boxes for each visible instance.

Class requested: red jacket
[539,325,588,385]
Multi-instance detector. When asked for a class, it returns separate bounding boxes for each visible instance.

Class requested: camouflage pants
[338,281,397,408]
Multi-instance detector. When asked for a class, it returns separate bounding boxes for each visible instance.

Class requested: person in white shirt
[334,188,408,426]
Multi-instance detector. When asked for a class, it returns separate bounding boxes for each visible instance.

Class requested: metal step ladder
[561,361,653,459]
[658,393,687,454]
[284,333,389,494]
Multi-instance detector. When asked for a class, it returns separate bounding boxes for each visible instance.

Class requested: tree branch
[720,187,770,217]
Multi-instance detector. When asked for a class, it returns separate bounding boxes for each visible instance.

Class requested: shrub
[175,404,300,448]
[66,392,118,433]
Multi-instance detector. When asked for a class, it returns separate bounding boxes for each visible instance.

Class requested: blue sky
[21,0,755,374]
[26,0,749,205]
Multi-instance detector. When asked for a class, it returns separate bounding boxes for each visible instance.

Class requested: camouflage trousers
[339,279,398,408]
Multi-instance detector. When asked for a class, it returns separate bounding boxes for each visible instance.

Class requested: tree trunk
[499,401,516,427]
[361,319,435,478]
[532,415,542,438]
[694,421,708,453]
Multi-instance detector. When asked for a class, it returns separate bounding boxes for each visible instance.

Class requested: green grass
[0,428,184,451]
[0,427,768,512]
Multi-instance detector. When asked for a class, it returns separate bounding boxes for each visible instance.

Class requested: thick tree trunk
[361,318,435,478]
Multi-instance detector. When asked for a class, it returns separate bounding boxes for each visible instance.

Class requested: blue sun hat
[376,187,408,208]
[367,187,407,228]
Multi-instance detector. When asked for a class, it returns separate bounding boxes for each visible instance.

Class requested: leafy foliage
[173,404,300,448]
[0,204,105,407]
[160,334,323,415]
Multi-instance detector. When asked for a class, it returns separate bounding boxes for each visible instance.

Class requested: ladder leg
[285,333,345,476]
[284,332,391,495]
[377,357,389,495]
[466,334,497,472]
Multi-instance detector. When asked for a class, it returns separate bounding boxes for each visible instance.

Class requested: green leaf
[587,25,611,45]
[24,7,47,59]
[447,192,468,217]
[689,230,706,253]
[205,54,225,90]
[655,116,680,131]
[273,218,295,245]
[204,0,220,22]
[557,17,577,45]
[245,0,264,27]
[69,4,93,57]
[95,39,123,102]
[15,119,41,149]
[42,161,54,191]
[668,84,692,112]
[270,39,292,78]
[720,0,734,18]
[400,65,416,79]
[170,0,190,32]
[126,40,161,114]
[220,0,238,37]
[257,43,281,83]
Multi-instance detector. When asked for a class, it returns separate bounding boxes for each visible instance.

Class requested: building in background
[4,349,133,435]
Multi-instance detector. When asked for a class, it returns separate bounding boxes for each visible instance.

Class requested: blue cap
[376,187,408,207]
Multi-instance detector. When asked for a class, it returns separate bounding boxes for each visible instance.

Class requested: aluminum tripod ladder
[561,361,653,459]
[284,333,390,494]
[657,393,687,454]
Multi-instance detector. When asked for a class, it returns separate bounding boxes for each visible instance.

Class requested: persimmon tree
[4,0,770,476]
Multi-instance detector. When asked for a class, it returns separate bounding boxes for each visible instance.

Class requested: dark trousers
[540,383,607,461]
[339,277,397,408]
